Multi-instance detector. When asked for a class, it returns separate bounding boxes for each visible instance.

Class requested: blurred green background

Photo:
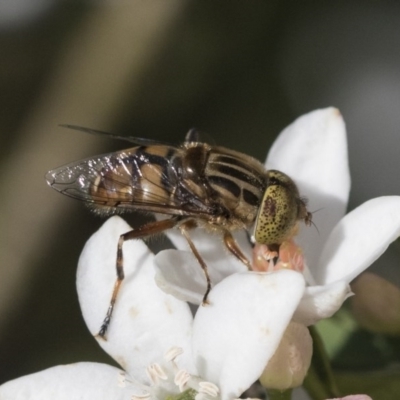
[1,1,400,398]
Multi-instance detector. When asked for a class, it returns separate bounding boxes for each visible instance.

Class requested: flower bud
[259,322,312,390]
[351,272,400,335]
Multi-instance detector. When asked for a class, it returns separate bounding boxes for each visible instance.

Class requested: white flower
[0,217,305,400]
[3,108,399,399]
[153,108,400,390]
[155,108,400,328]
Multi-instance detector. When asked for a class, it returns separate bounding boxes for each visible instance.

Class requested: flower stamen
[165,347,184,362]
[174,369,191,392]
[198,381,219,397]
[131,393,151,400]
[146,363,168,384]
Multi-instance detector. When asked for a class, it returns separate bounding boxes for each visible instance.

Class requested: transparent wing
[45,147,213,216]
[60,125,172,146]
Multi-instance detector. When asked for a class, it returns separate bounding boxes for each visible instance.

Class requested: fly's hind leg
[223,230,252,271]
[98,217,179,339]
[179,222,212,305]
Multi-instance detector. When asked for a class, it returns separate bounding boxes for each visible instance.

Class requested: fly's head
[254,170,311,248]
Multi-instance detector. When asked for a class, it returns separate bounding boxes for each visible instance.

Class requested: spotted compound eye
[254,170,308,246]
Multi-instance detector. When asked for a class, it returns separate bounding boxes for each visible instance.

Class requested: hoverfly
[46,126,311,337]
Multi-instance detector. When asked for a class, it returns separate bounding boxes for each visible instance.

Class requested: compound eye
[254,171,299,246]
[254,184,298,245]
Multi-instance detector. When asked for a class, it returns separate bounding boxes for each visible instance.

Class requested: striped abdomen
[88,145,185,210]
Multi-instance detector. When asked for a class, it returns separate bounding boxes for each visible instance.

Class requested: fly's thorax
[203,147,267,225]
[179,142,211,199]
[254,170,308,245]
[181,142,210,178]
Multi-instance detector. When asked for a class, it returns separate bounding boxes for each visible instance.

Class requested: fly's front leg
[223,230,252,271]
[179,222,212,305]
[98,217,179,339]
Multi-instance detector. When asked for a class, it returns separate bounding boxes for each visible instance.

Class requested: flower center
[252,239,306,273]
[129,347,221,400]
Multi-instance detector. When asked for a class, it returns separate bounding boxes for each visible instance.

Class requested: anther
[131,393,151,400]
[174,369,191,392]
[146,363,167,384]
[198,382,219,397]
[165,347,184,362]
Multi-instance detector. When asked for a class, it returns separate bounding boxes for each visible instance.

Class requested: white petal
[77,216,195,382]
[163,225,250,277]
[266,108,350,270]
[317,196,400,285]
[0,363,136,400]
[293,281,352,326]
[154,249,246,305]
[154,250,207,304]
[192,270,305,400]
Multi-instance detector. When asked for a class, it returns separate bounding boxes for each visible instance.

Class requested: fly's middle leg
[179,222,212,305]
[97,217,179,339]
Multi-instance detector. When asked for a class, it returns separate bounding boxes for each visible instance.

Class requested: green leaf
[304,327,341,399]
[335,370,400,400]
[315,307,357,359]
[266,389,292,400]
